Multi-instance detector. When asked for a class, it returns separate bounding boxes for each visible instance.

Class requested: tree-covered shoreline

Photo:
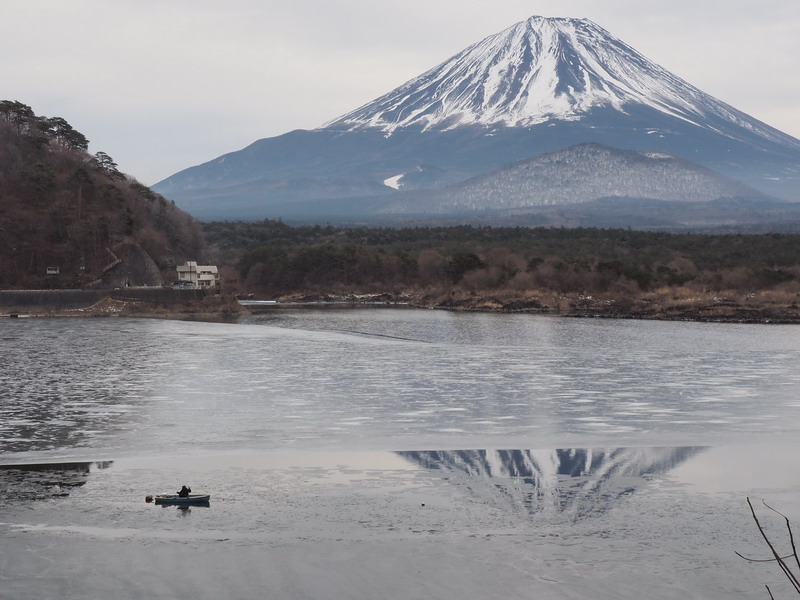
[203,220,800,323]
[207,220,800,294]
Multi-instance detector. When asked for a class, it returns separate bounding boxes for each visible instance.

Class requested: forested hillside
[0,101,206,288]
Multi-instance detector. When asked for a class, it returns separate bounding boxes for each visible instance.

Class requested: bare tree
[737,497,800,598]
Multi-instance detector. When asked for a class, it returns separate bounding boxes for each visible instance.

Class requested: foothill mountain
[153,16,800,227]
[0,101,206,290]
[374,143,797,228]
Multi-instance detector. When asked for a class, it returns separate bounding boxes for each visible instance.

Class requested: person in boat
[177,485,191,497]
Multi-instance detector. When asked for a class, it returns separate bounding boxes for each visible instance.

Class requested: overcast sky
[3,0,798,185]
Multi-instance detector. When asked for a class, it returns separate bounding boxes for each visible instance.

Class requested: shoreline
[248,291,800,324]
[0,293,245,322]
[3,290,800,324]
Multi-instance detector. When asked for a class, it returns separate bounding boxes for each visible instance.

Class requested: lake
[2,310,799,598]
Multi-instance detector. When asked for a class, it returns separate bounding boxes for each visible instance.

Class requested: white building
[176,261,220,289]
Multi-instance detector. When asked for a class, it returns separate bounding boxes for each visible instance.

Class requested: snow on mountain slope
[323,16,798,150]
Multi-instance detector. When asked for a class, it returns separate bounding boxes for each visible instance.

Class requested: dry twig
[737,497,800,595]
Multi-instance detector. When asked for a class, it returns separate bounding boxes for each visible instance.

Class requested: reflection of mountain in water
[397,447,703,520]
[0,461,113,502]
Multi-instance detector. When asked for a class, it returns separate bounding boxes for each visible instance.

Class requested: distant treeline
[204,220,800,298]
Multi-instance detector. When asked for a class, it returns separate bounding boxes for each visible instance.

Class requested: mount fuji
[324,16,794,142]
[153,16,800,223]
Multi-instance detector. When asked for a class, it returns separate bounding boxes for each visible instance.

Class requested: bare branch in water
[766,584,775,600]
[736,552,795,563]
[763,500,800,575]
[738,497,800,595]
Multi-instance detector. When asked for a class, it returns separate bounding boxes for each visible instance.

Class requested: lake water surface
[2,310,799,598]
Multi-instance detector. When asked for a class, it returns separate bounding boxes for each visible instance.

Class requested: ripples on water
[2,310,800,460]
[4,312,800,599]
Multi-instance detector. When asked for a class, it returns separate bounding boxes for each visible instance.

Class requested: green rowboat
[152,493,210,505]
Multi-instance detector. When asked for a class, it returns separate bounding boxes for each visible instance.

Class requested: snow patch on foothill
[383,174,404,190]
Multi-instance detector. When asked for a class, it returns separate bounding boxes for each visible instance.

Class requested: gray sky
[3,0,798,185]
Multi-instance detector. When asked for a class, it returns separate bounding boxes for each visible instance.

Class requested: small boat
[152,493,211,505]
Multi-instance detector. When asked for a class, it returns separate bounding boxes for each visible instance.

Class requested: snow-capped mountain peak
[321,16,783,144]
[153,15,800,219]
